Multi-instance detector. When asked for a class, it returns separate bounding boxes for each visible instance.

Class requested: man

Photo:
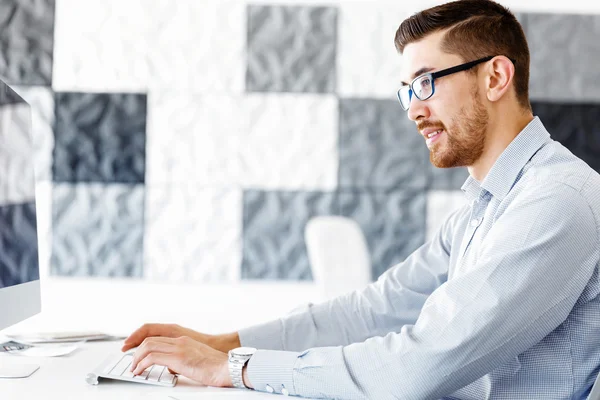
[123,0,600,398]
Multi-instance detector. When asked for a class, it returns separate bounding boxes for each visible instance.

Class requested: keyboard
[86,351,177,387]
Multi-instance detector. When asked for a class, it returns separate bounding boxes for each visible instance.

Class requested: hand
[130,336,232,387]
[122,323,240,353]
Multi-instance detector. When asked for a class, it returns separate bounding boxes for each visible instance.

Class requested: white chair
[304,216,372,300]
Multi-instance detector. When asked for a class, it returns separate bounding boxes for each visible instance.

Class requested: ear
[485,56,515,103]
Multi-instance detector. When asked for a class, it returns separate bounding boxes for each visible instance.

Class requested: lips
[425,129,444,147]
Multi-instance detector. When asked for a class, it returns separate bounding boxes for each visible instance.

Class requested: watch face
[233,347,257,357]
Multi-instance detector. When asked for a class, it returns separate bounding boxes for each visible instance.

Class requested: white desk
[1,340,292,400]
[0,277,325,399]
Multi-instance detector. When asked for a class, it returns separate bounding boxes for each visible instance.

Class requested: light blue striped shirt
[239,116,600,399]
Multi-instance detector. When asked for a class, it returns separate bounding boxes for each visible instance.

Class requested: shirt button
[265,384,274,393]
[470,218,481,227]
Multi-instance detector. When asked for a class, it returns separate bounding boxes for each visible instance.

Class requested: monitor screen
[0,79,41,331]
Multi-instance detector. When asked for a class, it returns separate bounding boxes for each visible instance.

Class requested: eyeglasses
[396,55,515,111]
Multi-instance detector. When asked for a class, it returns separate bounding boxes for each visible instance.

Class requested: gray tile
[532,101,600,173]
[246,5,337,93]
[53,92,147,184]
[241,190,337,280]
[0,0,55,85]
[526,13,600,101]
[428,165,469,191]
[0,80,24,105]
[0,202,39,288]
[51,183,144,277]
[339,98,429,191]
[339,189,426,280]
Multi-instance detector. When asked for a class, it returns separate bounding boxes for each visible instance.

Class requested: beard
[429,90,488,168]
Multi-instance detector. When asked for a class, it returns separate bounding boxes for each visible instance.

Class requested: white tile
[0,104,36,205]
[53,0,152,92]
[145,91,243,185]
[35,182,53,279]
[426,190,466,241]
[53,0,245,93]
[240,94,338,190]
[12,86,55,182]
[144,185,242,282]
[337,2,418,98]
[146,0,245,93]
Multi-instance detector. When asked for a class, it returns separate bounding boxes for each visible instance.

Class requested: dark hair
[394,0,531,111]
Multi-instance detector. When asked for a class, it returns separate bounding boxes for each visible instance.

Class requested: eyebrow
[400,67,436,86]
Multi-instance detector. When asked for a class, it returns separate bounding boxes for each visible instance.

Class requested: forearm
[209,331,241,353]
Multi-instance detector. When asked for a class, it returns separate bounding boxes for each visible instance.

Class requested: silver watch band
[228,354,249,389]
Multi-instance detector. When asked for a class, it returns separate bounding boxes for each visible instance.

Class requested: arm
[238,207,459,352]
[245,182,600,398]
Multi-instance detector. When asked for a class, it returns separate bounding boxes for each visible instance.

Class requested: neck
[468,109,534,182]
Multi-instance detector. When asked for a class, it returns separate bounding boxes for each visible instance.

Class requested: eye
[420,77,431,87]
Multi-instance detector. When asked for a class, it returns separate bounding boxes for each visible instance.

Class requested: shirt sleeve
[246,182,599,399]
[238,205,458,353]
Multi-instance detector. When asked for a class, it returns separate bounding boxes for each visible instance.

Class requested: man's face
[400,30,488,168]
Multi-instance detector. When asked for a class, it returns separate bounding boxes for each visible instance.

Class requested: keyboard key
[110,354,133,376]
[147,365,164,382]
[133,367,151,380]
[159,371,175,384]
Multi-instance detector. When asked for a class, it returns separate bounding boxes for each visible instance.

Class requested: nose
[407,97,430,122]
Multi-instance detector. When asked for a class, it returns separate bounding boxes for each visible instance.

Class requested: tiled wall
[3,0,600,283]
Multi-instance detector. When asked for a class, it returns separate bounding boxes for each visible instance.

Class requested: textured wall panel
[145,0,245,93]
[527,13,600,101]
[0,0,54,85]
[532,101,600,173]
[53,0,245,93]
[13,86,55,182]
[428,165,469,191]
[337,2,412,98]
[34,181,52,279]
[51,183,144,277]
[241,190,337,280]
[144,185,242,282]
[339,98,429,190]
[339,189,426,280]
[52,0,151,92]
[0,202,39,288]
[0,103,36,205]
[426,190,466,242]
[241,94,338,190]
[146,92,242,185]
[246,5,337,93]
[53,92,146,184]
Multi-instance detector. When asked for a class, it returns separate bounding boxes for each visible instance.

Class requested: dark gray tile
[339,98,429,191]
[0,202,39,288]
[338,189,426,280]
[0,0,55,85]
[246,5,337,93]
[53,92,147,184]
[241,190,337,280]
[0,79,24,105]
[526,13,600,101]
[51,183,144,278]
[532,101,600,173]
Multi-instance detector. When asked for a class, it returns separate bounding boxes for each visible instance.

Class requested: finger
[122,324,171,352]
[133,352,181,376]
[131,338,177,372]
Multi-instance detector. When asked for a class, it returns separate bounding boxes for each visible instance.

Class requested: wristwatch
[228,346,257,389]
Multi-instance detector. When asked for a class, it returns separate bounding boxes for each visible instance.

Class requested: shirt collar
[461,116,551,202]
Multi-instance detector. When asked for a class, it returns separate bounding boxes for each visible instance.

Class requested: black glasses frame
[397,55,516,111]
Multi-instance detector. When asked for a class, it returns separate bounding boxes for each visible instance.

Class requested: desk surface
[0,340,293,400]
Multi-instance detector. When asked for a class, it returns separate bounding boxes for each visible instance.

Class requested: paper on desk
[8,341,84,357]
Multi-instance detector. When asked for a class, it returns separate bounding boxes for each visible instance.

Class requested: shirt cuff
[238,319,285,350]
[247,349,301,396]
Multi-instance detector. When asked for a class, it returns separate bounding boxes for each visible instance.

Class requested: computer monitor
[0,79,41,374]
